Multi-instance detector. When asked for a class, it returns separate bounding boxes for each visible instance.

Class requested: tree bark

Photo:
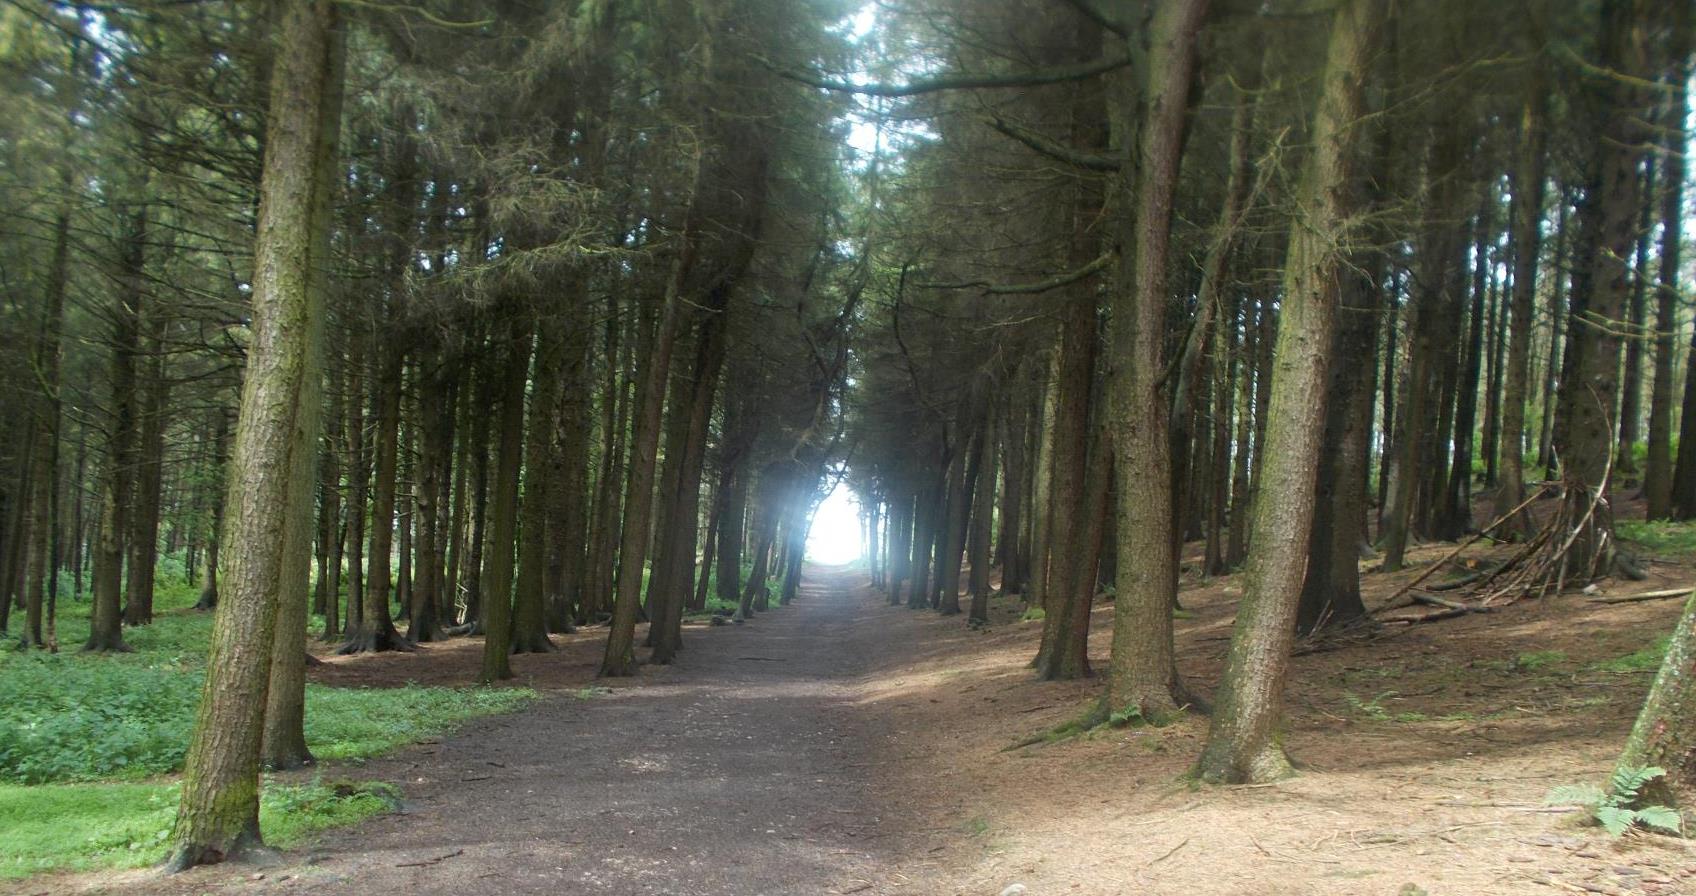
[1613,592,1696,807]
[1495,73,1547,535]
[511,319,563,655]
[170,0,337,867]
[1649,4,1691,519]
[86,202,146,652]
[1101,0,1207,719]
[1552,0,1654,578]
[1197,0,1381,783]
[479,318,530,681]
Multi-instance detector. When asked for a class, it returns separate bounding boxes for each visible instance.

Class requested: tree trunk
[967,415,997,623]
[169,0,337,867]
[1613,592,1696,808]
[263,18,343,770]
[1436,203,1490,540]
[1649,6,1691,519]
[1101,0,1208,720]
[1616,157,1656,482]
[995,384,1027,595]
[601,270,681,674]
[1539,202,1571,479]
[548,297,593,633]
[651,295,734,663]
[461,350,492,627]
[443,362,471,623]
[716,458,748,606]
[479,319,530,681]
[1297,208,1386,636]
[1197,0,1381,783]
[409,358,451,644]
[511,319,562,655]
[317,337,344,640]
[20,201,73,649]
[934,438,971,617]
[1023,358,1058,620]
[1382,127,1469,569]
[197,409,229,611]
[1495,75,1547,535]
[1552,0,1653,578]
[341,344,408,654]
[86,203,146,652]
[124,289,170,627]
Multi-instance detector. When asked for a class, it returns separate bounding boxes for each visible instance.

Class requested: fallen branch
[1382,607,1471,625]
[1584,586,1694,605]
[1375,485,1554,614]
[396,849,464,868]
[1146,837,1190,866]
[1410,593,1486,613]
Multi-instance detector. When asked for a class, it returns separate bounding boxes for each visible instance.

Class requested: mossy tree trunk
[1552,0,1654,578]
[1615,592,1696,808]
[1100,0,1208,721]
[169,0,337,868]
[1646,3,1690,520]
[263,15,343,770]
[1196,0,1382,784]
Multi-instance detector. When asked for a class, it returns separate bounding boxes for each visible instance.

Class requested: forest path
[127,564,923,896]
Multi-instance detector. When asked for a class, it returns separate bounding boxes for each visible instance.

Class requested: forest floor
[12,532,1696,896]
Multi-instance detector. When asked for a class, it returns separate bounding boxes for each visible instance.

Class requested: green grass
[304,684,535,762]
[1514,650,1568,671]
[682,559,758,618]
[1616,520,1696,556]
[0,778,399,880]
[0,553,540,880]
[0,647,536,785]
[1591,636,1671,674]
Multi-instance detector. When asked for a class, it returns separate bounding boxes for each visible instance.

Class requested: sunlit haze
[805,485,863,565]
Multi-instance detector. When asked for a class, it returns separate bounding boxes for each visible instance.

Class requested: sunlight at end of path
[806,484,863,565]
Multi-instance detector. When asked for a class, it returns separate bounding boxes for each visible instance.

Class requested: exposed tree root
[510,631,557,654]
[336,625,416,655]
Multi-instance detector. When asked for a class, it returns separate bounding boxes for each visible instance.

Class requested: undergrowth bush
[0,659,198,783]
[0,661,537,784]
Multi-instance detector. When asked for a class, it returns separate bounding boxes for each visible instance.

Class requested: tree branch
[774,54,1133,98]
[1056,0,1130,36]
[983,114,1120,171]
[919,251,1114,295]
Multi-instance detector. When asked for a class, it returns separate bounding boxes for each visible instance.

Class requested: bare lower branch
[774,55,1133,97]
[983,115,1120,171]
[918,251,1114,295]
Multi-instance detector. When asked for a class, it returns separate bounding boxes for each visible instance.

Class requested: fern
[1107,705,1144,727]
[1546,766,1683,837]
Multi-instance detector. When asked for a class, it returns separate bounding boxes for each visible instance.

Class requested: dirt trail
[27,553,1696,896]
[65,566,930,896]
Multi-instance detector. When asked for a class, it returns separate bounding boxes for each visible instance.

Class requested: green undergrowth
[0,652,536,784]
[682,559,759,618]
[0,778,399,880]
[1343,691,1475,724]
[0,553,539,880]
[1590,636,1671,674]
[1616,519,1696,557]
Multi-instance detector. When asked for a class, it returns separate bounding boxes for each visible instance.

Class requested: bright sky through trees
[807,484,862,565]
